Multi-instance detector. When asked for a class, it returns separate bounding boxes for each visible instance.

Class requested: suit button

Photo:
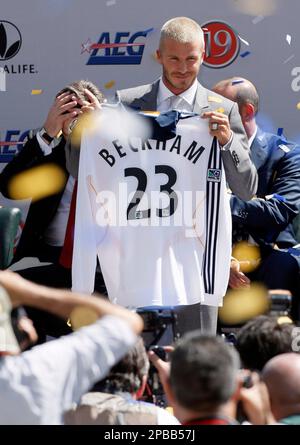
[238,209,248,219]
[232,150,240,166]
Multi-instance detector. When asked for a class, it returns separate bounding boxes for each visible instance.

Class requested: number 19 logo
[202,21,240,69]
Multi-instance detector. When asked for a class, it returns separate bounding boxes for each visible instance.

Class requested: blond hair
[160,17,204,49]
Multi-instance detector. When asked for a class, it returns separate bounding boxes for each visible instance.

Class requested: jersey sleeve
[72,132,98,294]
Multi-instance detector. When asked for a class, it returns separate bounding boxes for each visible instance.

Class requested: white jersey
[72,108,231,308]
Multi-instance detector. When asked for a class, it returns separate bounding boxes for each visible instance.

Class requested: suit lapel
[131,80,160,111]
[250,128,270,170]
[193,83,210,114]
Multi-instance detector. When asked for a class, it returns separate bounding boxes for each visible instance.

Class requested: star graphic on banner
[81,38,92,54]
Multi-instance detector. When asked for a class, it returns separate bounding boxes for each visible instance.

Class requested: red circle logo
[202,21,240,68]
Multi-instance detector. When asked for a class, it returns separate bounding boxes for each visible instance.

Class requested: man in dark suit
[0,80,104,266]
[213,77,300,320]
[0,80,106,339]
[115,17,258,336]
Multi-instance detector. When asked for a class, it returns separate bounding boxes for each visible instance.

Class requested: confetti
[283,54,295,64]
[277,315,293,325]
[70,112,100,146]
[286,34,292,45]
[297,102,300,110]
[208,95,223,103]
[31,89,43,95]
[8,164,67,202]
[232,0,277,16]
[219,283,269,325]
[277,127,284,136]
[70,306,99,330]
[232,80,244,85]
[0,67,6,92]
[238,35,250,46]
[216,107,225,113]
[252,15,265,24]
[106,0,116,6]
[141,111,160,116]
[104,80,116,89]
[232,242,261,273]
[240,51,251,58]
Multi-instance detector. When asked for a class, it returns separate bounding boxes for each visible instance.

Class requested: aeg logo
[202,21,240,69]
[86,29,153,65]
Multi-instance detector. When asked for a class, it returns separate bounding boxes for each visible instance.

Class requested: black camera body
[136,307,178,407]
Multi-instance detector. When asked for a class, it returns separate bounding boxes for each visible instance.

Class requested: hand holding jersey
[201,111,233,148]
[72,106,231,312]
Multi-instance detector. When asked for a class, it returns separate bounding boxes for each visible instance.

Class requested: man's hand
[201,111,232,146]
[78,89,102,114]
[229,258,251,289]
[43,91,82,138]
[239,371,275,425]
[148,346,173,391]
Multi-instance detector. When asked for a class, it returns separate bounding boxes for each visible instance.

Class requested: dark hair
[236,315,295,371]
[92,337,149,394]
[169,333,240,412]
[57,79,105,104]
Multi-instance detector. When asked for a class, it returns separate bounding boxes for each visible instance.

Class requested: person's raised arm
[0,270,143,335]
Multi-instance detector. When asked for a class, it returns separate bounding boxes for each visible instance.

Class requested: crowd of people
[0,16,300,425]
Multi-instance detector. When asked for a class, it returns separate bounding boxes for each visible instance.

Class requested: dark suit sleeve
[231,145,300,240]
[221,102,258,201]
[0,135,67,198]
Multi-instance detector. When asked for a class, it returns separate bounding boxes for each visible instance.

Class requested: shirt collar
[157,77,198,109]
[249,125,258,147]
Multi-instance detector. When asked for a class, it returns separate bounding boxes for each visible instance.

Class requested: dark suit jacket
[231,127,300,251]
[0,134,69,262]
[116,79,258,201]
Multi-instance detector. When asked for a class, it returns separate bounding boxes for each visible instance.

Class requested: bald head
[262,353,300,420]
[213,77,259,139]
[213,77,259,113]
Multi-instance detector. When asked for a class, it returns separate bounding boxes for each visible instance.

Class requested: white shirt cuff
[219,131,233,151]
[36,131,55,155]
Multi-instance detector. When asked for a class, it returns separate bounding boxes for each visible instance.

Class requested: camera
[136,307,179,407]
[268,290,292,316]
[146,345,169,407]
[136,306,179,347]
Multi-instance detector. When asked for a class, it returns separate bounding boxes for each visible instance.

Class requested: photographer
[0,270,143,424]
[149,333,275,425]
[0,80,104,269]
[64,337,179,425]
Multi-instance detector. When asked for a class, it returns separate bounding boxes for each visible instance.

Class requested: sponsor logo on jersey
[207,168,221,182]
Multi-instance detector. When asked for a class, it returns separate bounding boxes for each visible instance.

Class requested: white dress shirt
[156,78,198,112]
[248,125,258,148]
[37,131,75,247]
[0,315,136,425]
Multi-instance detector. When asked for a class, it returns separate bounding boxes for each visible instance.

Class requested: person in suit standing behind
[0,81,106,341]
[213,77,300,320]
[115,17,258,336]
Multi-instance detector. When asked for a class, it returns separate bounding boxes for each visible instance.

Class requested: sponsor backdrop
[0,1,300,168]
